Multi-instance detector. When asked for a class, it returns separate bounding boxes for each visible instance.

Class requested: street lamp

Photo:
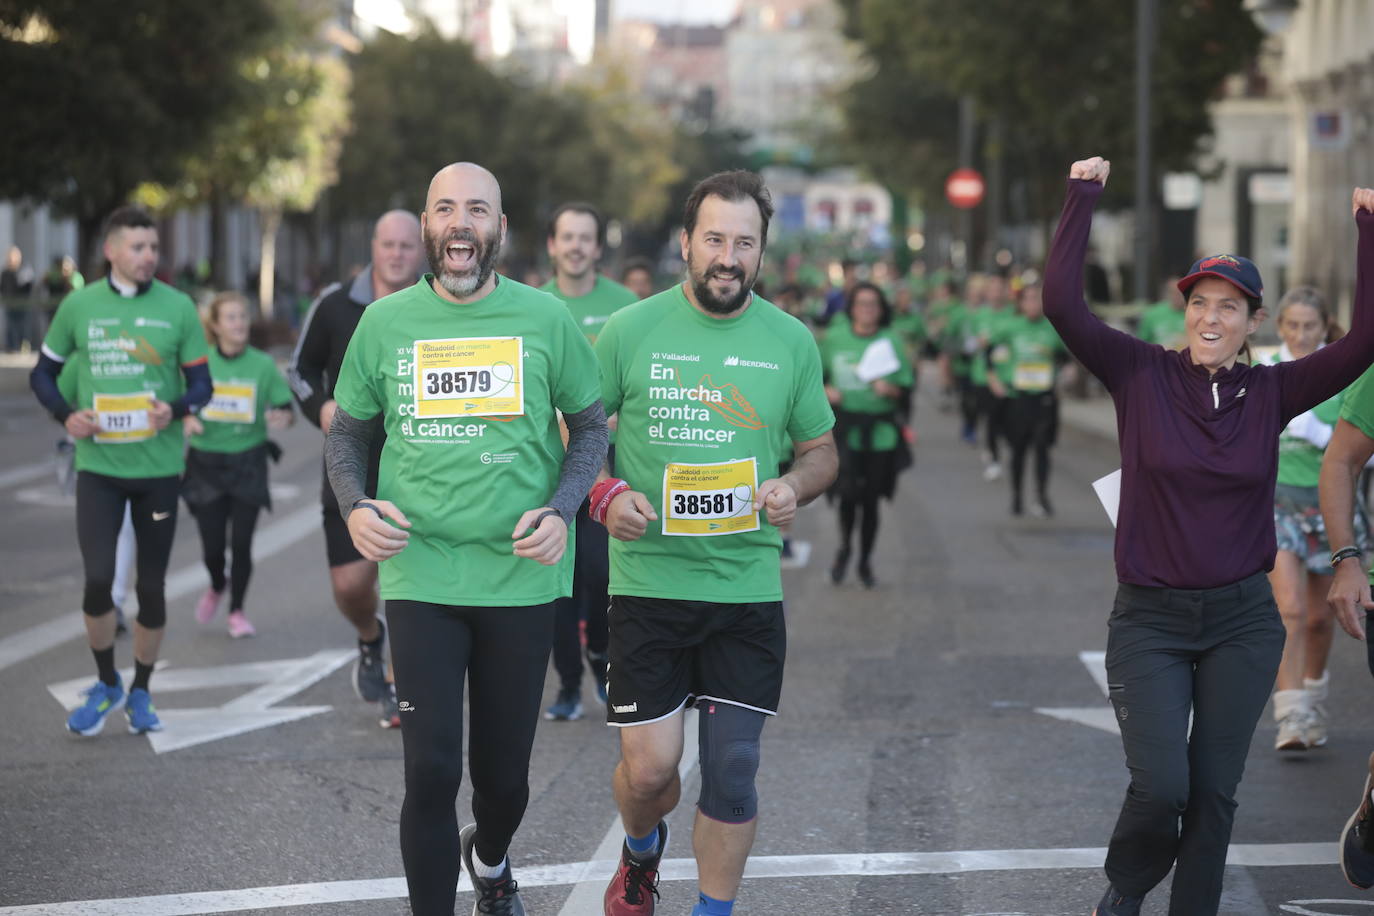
[1244,0,1297,35]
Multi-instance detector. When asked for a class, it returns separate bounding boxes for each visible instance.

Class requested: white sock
[1273,689,1307,720]
[471,853,507,880]
[1304,670,1330,703]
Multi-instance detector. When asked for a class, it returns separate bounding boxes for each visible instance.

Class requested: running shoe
[66,677,126,736]
[195,587,224,624]
[380,683,401,729]
[857,562,876,590]
[459,823,525,915]
[1029,500,1050,519]
[605,821,668,916]
[1307,701,1330,748]
[1092,884,1144,915]
[586,650,609,706]
[226,610,257,639]
[1275,710,1309,752]
[352,620,388,703]
[125,687,164,734]
[982,462,1002,481]
[545,686,583,721]
[1340,751,1374,889]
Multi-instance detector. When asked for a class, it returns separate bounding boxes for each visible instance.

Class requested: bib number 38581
[662,457,759,537]
[413,336,523,418]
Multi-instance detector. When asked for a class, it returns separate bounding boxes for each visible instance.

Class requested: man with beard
[592,170,837,916]
[288,210,423,727]
[540,202,638,721]
[325,162,608,916]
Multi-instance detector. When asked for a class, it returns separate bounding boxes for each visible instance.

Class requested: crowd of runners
[25,156,1374,916]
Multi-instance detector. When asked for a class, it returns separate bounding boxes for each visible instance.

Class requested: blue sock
[625,827,659,858]
[692,892,734,916]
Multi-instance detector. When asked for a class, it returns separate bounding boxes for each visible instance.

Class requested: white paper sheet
[854,337,901,383]
[1092,469,1122,528]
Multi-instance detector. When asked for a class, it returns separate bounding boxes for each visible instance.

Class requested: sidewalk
[0,351,37,395]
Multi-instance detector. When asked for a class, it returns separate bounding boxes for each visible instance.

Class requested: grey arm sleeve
[325,406,376,520]
[550,401,610,524]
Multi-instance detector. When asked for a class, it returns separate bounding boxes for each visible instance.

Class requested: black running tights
[387,599,556,916]
[75,471,179,627]
[838,492,881,564]
[192,495,262,610]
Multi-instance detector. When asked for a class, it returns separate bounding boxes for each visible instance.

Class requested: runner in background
[182,292,295,638]
[622,258,657,301]
[821,281,913,588]
[1136,277,1187,349]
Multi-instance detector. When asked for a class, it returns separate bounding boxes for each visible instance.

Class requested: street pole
[956,95,976,273]
[1135,0,1156,303]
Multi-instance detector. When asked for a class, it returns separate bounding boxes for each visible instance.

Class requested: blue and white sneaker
[1341,751,1374,889]
[125,687,164,734]
[66,677,126,736]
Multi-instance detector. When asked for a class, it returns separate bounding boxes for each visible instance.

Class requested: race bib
[1013,362,1053,391]
[202,381,257,424]
[413,336,523,418]
[662,457,759,537]
[93,392,154,443]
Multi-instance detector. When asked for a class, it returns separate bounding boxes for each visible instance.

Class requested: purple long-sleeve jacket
[1044,179,1374,588]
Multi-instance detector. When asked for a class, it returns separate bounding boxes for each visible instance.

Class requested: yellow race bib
[413,336,523,418]
[93,392,154,443]
[1013,362,1053,391]
[661,458,759,537]
[202,381,257,424]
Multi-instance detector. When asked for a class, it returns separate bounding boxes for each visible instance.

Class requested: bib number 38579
[413,336,523,418]
[662,457,759,537]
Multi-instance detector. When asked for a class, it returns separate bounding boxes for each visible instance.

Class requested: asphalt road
[2,374,1373,916]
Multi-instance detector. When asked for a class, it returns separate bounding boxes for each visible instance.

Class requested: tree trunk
[210,187,229,289]
[258,207,282,319]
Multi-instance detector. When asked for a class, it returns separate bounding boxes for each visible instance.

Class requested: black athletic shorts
[606,595,786,726]
[321,498,366,568]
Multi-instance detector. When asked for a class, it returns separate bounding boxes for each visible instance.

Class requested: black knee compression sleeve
[697,702,765,823]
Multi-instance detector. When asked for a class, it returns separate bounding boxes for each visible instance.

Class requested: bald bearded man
[325,164,609,916]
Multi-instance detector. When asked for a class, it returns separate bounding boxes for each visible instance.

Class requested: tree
[835,0,1262,227]
[0,0,278,271]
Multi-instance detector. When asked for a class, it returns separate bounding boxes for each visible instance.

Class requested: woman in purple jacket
[1045,156,1374,916]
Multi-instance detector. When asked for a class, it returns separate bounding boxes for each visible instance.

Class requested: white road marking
[1034,649,1119,735]
[46,650,355,753]
[1281,903,1374,915]
[0,504,322,676]
[0,458,52,490]
[555,707,700,915]
[0,842,1339,915]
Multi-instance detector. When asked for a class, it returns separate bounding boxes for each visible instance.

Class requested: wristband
[534,508,562,528]
[589,477,630,525]
[1331,546,1364,568]
[352,498,384,520]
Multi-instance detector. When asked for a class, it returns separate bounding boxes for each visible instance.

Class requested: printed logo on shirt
[723,355,780,371]
[651,351,701,362]
[134,317,173,330]
[645,363,766,446]
[479,451,519,465]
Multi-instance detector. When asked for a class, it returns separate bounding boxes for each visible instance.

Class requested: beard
[425,225,501,299]
[687,251,755,315]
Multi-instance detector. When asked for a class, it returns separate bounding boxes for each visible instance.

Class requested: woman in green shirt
[1265,286,1369,751]
[821,282,914,588]
[989,282,1068,516]
[182,292,295,637]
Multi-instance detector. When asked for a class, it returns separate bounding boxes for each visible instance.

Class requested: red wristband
[589,478,630,524]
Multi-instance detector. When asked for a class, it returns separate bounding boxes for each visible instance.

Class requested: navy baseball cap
[1177,254,1263,300]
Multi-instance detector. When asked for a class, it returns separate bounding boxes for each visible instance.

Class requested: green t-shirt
[1338,363,1374,584]
[333,275,603,606]
[42,279,209,479]
[968,306,1013,386]
[1270,348,1342,487]
[596,285,835,603]
[190,346,294,454]
[540,275,638,346]
[890,310,927,354]
[942,302,971,376]
[819,319,912,452]
[1137,301,1187,349]
[990,314,1066,394]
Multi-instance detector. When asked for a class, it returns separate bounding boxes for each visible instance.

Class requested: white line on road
[0,504,322,675]
[0,842,1339,915]
[0,459,52,491]
[556,707,701,916]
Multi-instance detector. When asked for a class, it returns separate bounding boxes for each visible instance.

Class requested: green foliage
[0,0,278,233]
[835,0,1263,220]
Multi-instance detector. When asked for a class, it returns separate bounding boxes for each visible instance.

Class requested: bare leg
[1303,571,1336,681]
[613,712,685,838]
[1268,551,1305,692]
[693,811,757,900]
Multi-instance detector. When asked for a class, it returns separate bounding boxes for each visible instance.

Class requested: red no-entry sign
[945,168,985,209]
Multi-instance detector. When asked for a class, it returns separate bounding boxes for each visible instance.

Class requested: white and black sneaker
[460,823,525,916]
[353,618,388,703]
